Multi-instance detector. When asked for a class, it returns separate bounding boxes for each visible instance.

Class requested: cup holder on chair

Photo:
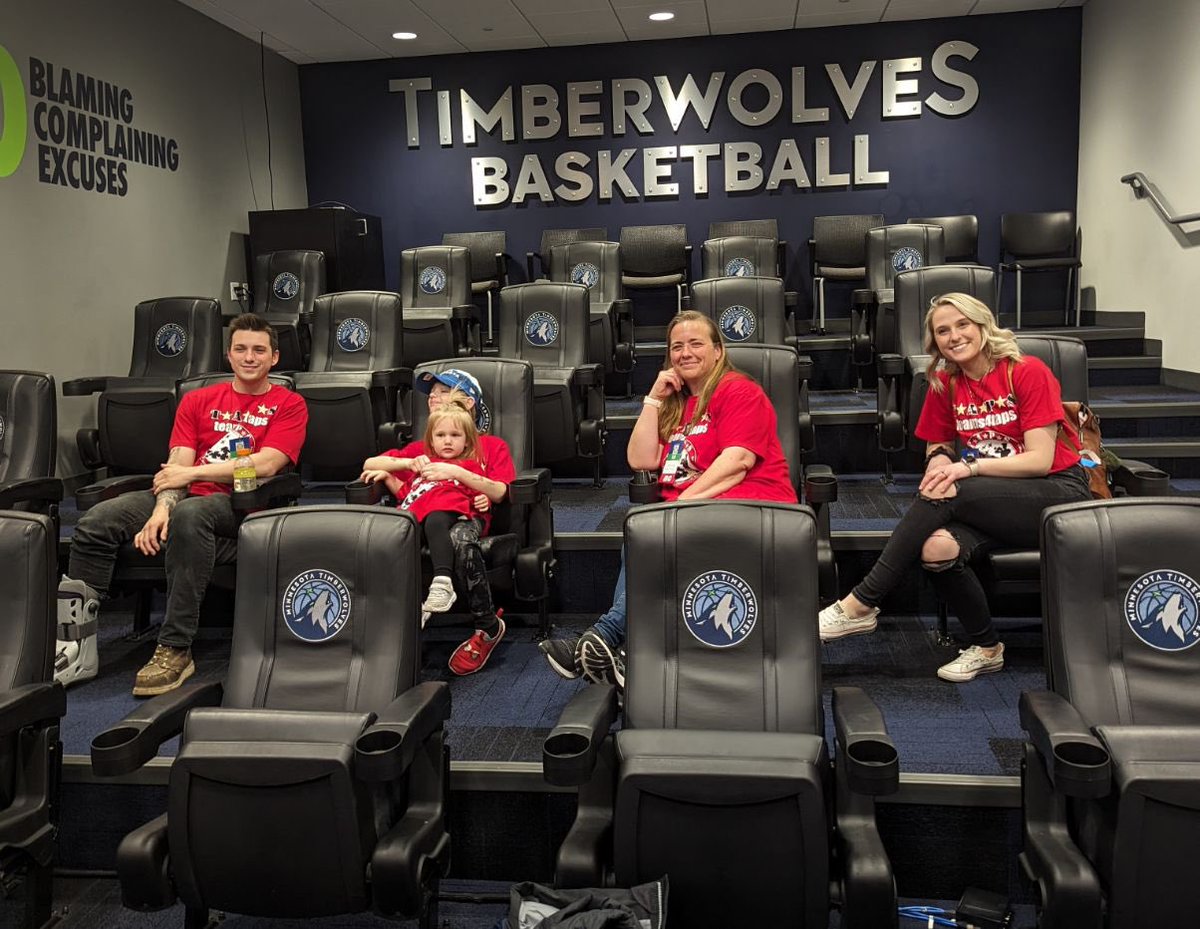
[92,725,142,752]
[355,727,405,781]
[845,737,900,795]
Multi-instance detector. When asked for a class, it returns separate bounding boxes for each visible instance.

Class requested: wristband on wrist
[642,396,663,409]
[968,460,980,478]
[925,447,954,467]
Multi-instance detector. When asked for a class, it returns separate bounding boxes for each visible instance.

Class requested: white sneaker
[818,601,880,641]
[937,643,1005,682]
[421,576,457,615]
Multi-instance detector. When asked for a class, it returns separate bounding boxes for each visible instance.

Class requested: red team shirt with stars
[169,382,309,497]
[382,436,516,535]
[916,356,1080,474]
[656,372,798,503]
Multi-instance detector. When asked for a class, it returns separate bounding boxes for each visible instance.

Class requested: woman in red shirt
[819,293,1091,681]
[541,311,797,687]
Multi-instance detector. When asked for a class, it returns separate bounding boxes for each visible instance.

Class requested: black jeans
[67,491,239,648]
[421,511,499,633]
[853,466,1091,645]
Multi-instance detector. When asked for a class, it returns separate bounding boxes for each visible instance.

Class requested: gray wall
[1078,0,1200,372]
[0,0,307,477]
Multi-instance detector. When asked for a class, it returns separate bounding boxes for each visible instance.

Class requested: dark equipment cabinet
[248,207,385,292]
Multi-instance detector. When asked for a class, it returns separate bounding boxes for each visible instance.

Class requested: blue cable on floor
[899,904,958,927]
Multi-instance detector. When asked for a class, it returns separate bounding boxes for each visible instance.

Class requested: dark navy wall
[298,10,1080,294]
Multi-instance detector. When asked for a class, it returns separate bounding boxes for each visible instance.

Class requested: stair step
[1088,355,1160,369]
[1105,437,1200,459]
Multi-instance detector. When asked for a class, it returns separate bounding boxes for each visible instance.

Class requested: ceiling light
[648,12,675,21]
[392,31,418,40]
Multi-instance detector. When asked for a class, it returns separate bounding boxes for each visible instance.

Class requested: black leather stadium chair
[498,283,606,486]
[91,506,449,928]
[63,297,223,479]
[249,249,327,372]
[526,226,608,281]
[442,231,510,345]
[293,290,410,481]
[545,240,634,384]
[543,500,898,929]
[908,214,980,264]
[350,358,556,637]
[399,245,478,365]
[708,218,786,279]
[0,371,63,516]
[0,511,67,929]
[618,224,691,312]
[1020,497,1200,929]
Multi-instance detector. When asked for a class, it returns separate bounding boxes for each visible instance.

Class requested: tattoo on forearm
[157,489,184,509]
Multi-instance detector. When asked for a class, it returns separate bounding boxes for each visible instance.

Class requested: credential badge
[681,570,758,648]
[282,569,352,643]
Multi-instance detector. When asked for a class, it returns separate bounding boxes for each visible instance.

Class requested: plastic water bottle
[233,447,258,492]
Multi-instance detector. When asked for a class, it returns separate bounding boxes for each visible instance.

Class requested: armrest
[572,364,603,389]
[851,287,876,308]
[1019,690,1111,798]
[62,376,111,397]
[76,474,154,510]
[682,244,692,284]
[0,477,63,510]
[877,353,905,378]
[230,471,303,511]
[1110,459,1169,497]
[543,683,619,786]
[796,354,814,383]
[345,479,386,506]
[494,252,510,287]
[355,681,451,783]
[784,290,799,310]
[91,679,224,777]
[509,468,551,505]
[526,251,537,281]
[0,682,66,737]
[628,470,662,505]
[452,303,476,321]
[832,686,899,796]
[370,367,414,390]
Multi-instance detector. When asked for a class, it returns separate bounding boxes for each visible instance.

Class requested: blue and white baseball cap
[416,368,486,427]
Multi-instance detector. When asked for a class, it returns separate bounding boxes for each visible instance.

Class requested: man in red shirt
[56,314,308,695]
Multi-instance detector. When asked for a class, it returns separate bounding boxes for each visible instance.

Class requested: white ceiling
[176,0,1086,64]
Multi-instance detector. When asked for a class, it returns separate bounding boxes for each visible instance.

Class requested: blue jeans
[592,550,627,646]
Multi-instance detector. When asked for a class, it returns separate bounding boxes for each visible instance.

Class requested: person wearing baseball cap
[361,367,515,674]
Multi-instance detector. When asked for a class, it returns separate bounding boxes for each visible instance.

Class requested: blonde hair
[924,292,1022,393]
[423,402,479,461]
[657,311,740,442]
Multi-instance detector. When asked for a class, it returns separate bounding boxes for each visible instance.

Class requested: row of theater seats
[2,496,1198,928]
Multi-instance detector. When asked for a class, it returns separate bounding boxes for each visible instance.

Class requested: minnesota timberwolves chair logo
[891,247,923,274]
[725,257,755,277]
[719,305,756,342]
[0,413,6,442]
[154,323,187,357]
[282,569,352,643]
[524,311,559,347]
[475,399,492,433]
[681,570,759,648]
[272,271,300,300]
[336,317,371,352]
[1124,569,1200,651]
[420,266,447,295]
[571,262,599,289]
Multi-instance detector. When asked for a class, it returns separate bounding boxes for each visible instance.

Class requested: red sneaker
[448,614,506,676]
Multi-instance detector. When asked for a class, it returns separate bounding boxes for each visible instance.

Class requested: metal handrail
[1120,172,1200,226]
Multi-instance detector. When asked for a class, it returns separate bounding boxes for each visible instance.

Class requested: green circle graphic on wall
[0,43,28,178]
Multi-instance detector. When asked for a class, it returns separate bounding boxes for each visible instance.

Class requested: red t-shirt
[915,356,1080,474]
[383,434,516,535]
[169,382,308,497]
[656,372,798,503]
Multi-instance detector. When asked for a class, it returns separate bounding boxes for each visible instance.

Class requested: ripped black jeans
[421,511,500,634]
[852,466,1091,645]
